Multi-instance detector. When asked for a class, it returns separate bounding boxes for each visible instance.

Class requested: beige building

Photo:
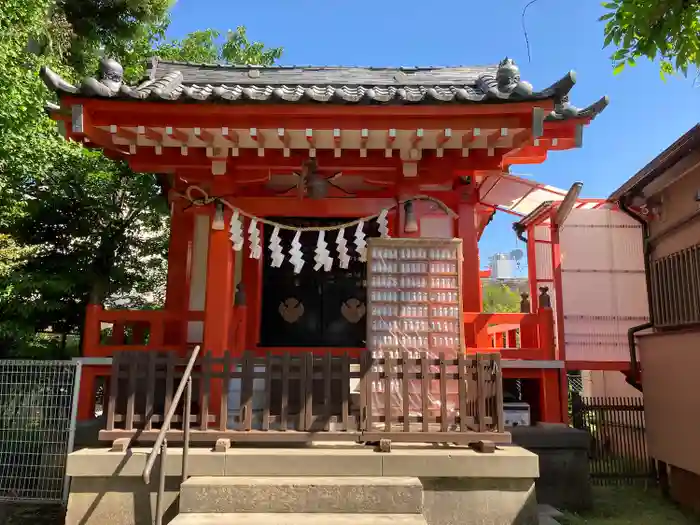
[610,123,700,512]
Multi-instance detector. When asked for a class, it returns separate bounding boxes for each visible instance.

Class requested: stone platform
[511,424,592,512]
[65,443,540,525]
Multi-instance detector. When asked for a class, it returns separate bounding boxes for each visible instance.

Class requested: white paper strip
[229,210,244,251]
[289,230,304,274]
[269,226,284,267]
[314,231,331,271]
[377,209,390,238]
[354,221,367,262]
[248,219,261,259]
[336,228,350,269]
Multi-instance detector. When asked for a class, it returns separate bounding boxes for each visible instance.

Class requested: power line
[521,0,544,63]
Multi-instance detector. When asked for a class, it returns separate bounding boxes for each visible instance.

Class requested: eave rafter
[57,105,594,182]
[126,147,506,181]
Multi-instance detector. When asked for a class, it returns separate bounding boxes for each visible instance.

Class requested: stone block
[179,476,423,514]
[511,425,592,512]
[421,477,538,525]
[381,445,539,478]
[222,447,383,476]
[65,476,180,525]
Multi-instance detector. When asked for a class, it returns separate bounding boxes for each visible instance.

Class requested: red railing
[78,305,248,420]
[76,304,555,420]
[463,308,555,360]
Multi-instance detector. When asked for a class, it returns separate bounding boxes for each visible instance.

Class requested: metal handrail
[142,345,201,525]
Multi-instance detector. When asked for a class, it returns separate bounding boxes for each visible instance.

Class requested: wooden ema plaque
[366,238,465,425]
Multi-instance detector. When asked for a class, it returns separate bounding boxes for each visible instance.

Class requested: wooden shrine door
[259,218,377,348]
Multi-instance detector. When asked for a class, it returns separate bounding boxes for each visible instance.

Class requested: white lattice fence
[0,360,80,504]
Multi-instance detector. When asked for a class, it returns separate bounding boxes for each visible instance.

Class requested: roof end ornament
[40,57,125,98]
[80,57,124,97]
[476,57,534,99]
[546,94,610,122]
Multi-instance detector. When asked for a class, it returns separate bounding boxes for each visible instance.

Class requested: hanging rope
[174,185,458,232]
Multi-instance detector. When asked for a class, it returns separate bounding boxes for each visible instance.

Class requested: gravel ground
[0,503,65,525]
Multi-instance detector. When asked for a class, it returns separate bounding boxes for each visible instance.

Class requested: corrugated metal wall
[559,209,649,363]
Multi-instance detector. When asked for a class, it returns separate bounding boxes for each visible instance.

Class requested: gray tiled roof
[40,57,609,120]
[146,60,500,86]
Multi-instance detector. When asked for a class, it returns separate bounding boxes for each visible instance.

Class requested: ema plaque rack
[365,238,465,419]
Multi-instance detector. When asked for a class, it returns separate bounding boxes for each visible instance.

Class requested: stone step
[179,476,423,515]
[537,504,563,519]
[170,513,429,525]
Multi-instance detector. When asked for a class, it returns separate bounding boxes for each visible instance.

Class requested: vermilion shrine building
[41,57,620,428]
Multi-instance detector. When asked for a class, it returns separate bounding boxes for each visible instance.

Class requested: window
[650,243,700,327]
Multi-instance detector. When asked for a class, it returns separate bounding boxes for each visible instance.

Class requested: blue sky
[167,0,699,272]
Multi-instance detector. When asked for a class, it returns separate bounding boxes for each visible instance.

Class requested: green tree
[52,0,172,77]
[482,283,521,314]
[0,0,282,357]
[600,0,700,78]
[156,26,283,66]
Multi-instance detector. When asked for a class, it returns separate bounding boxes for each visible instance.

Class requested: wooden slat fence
[571,395,656,485]
[100,350,509,447]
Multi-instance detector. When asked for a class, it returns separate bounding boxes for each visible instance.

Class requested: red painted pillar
[165,202,193,347]
[110,322,125,344]
[78,303,102,420]
[537,307,563,422]
[526,224,539,311]
[506,330,518,348]
[456,200,487,347]
[539,369,564,423]
[550,219,569,423]
[243,227,262,351]
[203,208,235,425]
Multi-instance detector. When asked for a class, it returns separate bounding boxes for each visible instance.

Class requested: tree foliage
[482,283,521,314]
[600,0,700,78]
[156,27,283,66]
[0,0,282,357]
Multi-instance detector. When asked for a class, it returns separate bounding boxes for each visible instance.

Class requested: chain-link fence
[0,360,80,504]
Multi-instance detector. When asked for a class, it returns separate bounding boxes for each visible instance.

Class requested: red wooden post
[539,369,564,423]
[165,201,193,347]
[519,293,538,348]
[506,329,518,348]
[78,303,102,420]
[230,284,248,354]
[456,201,481,311]
[536,307,563,422]
[537,307,556,359]
[149,316,164,348]
[526,224,539,310]
[243,236,262,350]
[457,200,488,347]
[493,331,504,348]
[203,207,234,425]
[550,217,570,423]
[130,322,147,344]
[110,322,125,345]
[235,306,248,354]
